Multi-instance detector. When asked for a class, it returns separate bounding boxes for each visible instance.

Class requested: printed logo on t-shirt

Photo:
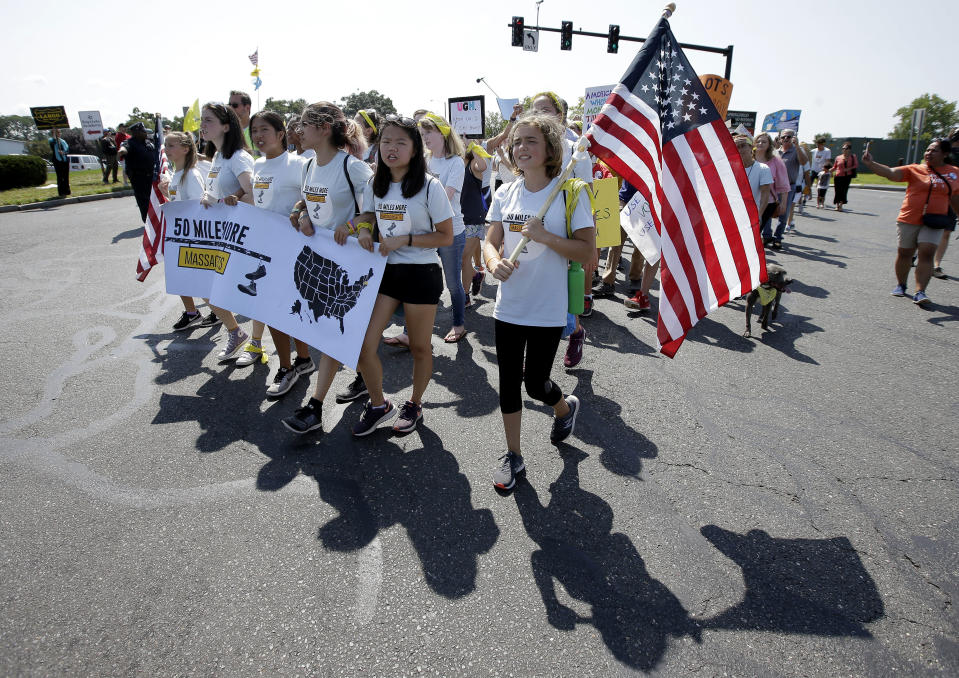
[253,175,273,204]
[502,211,545,259]
[376,201,411,237]
[303,185,330,220]
[206,167,220,193]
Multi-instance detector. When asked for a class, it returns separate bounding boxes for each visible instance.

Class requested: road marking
[354,536,383,625]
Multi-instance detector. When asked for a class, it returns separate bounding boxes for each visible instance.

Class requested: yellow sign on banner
[590,177,622,248]
[178,247,230,274]
[699,74,734,120]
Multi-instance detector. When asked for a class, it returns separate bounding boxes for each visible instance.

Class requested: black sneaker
[550,395,580,444]
[592,282,615,298]
[335,373,368,403]
[266,366,299,397]
[492,451,526,490]
[352,400,396,437]
[581,296,593,318]
[281,398,322,434]
[392,400,423,433]
[173,311,202,331]
[199,312,220,327]
[293,356,316,376]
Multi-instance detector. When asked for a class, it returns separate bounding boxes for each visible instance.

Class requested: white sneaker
[266,366,299,397]
[235,342,266,367]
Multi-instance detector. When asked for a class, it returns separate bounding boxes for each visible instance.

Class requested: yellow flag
[183,98,201,132]
[250,67,261,77]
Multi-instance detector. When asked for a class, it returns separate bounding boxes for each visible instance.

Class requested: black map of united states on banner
[293,246,374,333]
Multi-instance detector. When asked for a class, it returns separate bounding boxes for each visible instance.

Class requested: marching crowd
[148,88,959,490]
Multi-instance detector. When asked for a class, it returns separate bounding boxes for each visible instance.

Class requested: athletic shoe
[172,311,202,331]
[627,278,642,292]
[564,327,585,368]
[913,290,931,306]
[771,241,783,250]
[352,400,396,437]
[624,292,651,311]
[581,296,593,318]
[199,311,220,327]
[890,284,908,297]
[550,395,580,445]
[492,451,526,490]
[245,264,267,280]
[592,281,615,298]
[266,366,299,397]
[392,400,423,433]
[235,341,266,367]
[470,270,484,296]
[932,266,947,279]
[335,373,368,403]
[281,398,322,434]
[217,328,249,362]
[293,356,316,375]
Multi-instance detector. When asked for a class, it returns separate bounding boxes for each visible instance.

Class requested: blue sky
[3,0,956,141]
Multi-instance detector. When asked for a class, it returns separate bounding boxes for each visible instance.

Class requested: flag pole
[663,3,676,18]
[505,136,591,264]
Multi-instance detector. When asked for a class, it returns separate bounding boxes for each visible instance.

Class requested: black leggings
[495,319,564,415]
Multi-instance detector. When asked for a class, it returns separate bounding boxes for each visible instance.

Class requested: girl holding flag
[484,113,595,490]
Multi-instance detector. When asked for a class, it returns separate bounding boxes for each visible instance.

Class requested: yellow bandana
[422,112,451,138]
[757,286,778,306]
[467,142,492,159]
[359,110,377,135]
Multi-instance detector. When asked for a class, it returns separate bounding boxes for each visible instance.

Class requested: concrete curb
[851,184,906,192]
[0,190,134,214]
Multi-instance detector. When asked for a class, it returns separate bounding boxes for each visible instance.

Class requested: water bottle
[567,262,584,315]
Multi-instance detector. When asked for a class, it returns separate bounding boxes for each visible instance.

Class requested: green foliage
[889,93,959,143]
[263,97,308,116]
[814,132,833,143]
[0,115,41,141]
[0,155,48,190]
[568,95,585,118]
[486,112,507,138]
[124,107,157,129]
[338,91,396,118]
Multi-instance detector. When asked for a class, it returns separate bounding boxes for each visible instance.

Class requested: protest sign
[725,110,756,136]
[620,190,660,266]
[78,110,103,141]
[761,109,801,134]
[448,96,485,138]
[497,98,520,120]
[582,85,616,131]
[30,106,69,130]
[589,177,622,248]
[162,201,386,369]
[699,75,733,120]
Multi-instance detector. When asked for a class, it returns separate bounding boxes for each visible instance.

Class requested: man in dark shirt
[118,122,156,221]
[99,129,118,184]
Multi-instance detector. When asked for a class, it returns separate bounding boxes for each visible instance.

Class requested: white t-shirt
[169,168,205,202]
[300,150,374,232]
[812,147,832,172]
[297,149,316,160]
[488,176,594,327]
[196,159,212,177]
[363,175,454,265]
[428,154,465,236]
[251,151,306,215]
[817,171,831,189]
[743,161,773,211]
[205,150,254,200]
[563,128,592,182]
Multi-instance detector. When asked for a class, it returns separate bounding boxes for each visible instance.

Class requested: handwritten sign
[699,75,733,120]
[590,177,622,248]
[582,84,615,131]
[448,95,485,139]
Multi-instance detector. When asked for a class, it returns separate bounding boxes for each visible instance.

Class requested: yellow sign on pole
[699,74,733,120]
[590,177,622,248]
[183,99,201,133]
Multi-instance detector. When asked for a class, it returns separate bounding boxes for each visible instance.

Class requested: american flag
[248,49,258,66]
[586,18,765,358]
[135,117,168,282]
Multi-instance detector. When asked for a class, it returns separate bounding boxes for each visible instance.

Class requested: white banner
[162,201,387,369]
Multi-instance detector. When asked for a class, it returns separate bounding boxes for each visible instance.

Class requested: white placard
[582,85,615,131]
[78,110,103,141]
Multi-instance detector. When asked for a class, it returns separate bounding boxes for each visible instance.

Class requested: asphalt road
[1,190,956,677]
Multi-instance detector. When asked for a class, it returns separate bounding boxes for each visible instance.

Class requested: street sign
[78,110,104,141]
[523,29,539,52]
[911,108,926,133]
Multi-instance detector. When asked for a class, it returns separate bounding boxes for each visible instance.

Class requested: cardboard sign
[590,177,622,248]
[726,110,756,136]
[699,75,733,120]
[78,110,103,141]
[761,109,801,134]
[30,106,69,130]
[583,84,616,131]
[448,95,485,139]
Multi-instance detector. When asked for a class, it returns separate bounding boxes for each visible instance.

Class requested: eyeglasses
[384,114,417,128]
[229,102,241,109]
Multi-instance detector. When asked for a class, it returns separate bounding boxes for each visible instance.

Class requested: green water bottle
[567,262,584,315]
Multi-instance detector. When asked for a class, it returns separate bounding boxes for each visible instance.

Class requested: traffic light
[607,24,620,53]
[511,16,525,47]
[561,21,573,51]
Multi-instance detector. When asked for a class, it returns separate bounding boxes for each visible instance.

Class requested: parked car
[68,154,101,171]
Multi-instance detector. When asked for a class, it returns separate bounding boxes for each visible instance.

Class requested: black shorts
[379,263,443,305]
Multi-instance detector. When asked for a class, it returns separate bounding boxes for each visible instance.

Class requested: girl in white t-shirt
[279,102,379,434]
[352,115,454,437]
[483,113,595,490]
[159,132,212,332]
[198,102,256,363]
[354,108,380,166]
[221,111,315,396]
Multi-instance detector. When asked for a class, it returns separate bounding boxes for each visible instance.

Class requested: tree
[124,107,157,128]
[337,90,396,117]
[889,93,959,143]
[485,111,507,138]
[0,115,41,141]
[263,97,308,116]
[814,132,833,143]
[567,95,585,119]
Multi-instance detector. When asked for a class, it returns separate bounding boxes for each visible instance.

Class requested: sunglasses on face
[229,102,242,109]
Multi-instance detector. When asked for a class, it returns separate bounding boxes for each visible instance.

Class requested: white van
[68,154,101,171]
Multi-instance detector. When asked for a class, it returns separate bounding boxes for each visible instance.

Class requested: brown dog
[744,264,791,338]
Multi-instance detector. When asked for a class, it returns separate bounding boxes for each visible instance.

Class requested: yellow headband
[533,91,564,115]
[421,112,451,138]
[467,142,492,159]
[359,110,377,135]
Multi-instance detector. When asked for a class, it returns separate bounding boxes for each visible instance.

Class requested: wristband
[355,222,374,233]
[408,233,413,247]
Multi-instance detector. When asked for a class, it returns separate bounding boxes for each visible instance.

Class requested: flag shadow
[513,449,701,671]
[778,242,849,269]
[258,423,499,600]
[698,525,884,637]
[111,226,146,244]
[430,341,500,418]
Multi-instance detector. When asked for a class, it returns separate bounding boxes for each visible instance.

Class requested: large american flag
[135,117,168,282]
[586,18,765,358]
